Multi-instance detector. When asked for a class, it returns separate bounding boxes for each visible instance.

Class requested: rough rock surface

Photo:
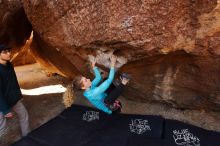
[21,0,220,111]
[11,37,36,66]
[1,0,220,111]
[0,0,32,47]
[0,0,34,65]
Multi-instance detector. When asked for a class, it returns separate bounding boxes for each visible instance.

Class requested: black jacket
[0,62,22,114]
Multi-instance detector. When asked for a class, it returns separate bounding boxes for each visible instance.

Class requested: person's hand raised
[110,55,117,68]
[88,55,96,68]
[91,58,96,68]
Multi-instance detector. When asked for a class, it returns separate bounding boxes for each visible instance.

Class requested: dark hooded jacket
[0,62,22,114]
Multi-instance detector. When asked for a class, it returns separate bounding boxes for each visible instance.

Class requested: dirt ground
[0,63,220,146]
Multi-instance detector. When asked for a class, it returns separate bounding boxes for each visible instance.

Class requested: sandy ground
[0,63,220,146]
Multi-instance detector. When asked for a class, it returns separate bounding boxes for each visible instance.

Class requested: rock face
[3,0,220,111]
[0,0,32,47]
[11,37,36,66]
[123,51,220,111]
[0,0,34,65]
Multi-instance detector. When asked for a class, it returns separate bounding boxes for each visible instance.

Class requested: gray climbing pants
[0,100,30,137]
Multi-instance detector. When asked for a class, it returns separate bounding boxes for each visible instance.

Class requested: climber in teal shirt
[73,55,130,114]
[83,65,115,114]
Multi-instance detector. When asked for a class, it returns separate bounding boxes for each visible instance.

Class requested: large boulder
[18,0,220,111]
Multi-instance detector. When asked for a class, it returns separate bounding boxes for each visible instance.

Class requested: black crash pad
[13,104,220,146]
[13,105,163,146]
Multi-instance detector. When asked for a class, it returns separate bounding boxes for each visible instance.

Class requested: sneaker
[106,100,122,111]
[115,100,122,108]
[120,73,131,85]
[120,73,131,80]
[108,104,119,111]
[112,100,122,113]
